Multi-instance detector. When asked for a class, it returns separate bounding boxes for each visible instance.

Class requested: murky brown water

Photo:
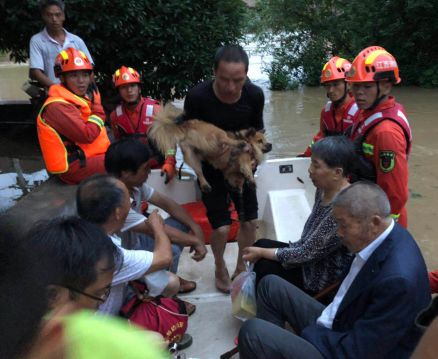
[262,85,438,270]
[1,64,438,269]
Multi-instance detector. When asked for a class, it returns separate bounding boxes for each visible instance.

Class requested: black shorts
[200,163,258,229]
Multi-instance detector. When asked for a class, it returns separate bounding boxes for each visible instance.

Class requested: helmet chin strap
[332,82,348,107]
[125,94,141,106]
[368,82,386,111]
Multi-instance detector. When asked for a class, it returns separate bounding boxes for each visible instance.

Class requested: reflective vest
[112,97,160,138]
[321,99,359,136]
[37,84,110,174]
[349,102,412,182]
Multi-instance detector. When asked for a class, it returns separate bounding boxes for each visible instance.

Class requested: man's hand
[242,246,263,263]
[161,156,177,184]
[190,239,208,261]
[148,209,165,233]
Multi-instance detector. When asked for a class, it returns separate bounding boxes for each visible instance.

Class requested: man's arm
[29,37,53,87]
[149,191,205,243]
[29,68,53,88]
[44,102,103,144]
[250,85,265,131]
[144,210,173,274]
[127,212,207,262]
[370,122,408,223]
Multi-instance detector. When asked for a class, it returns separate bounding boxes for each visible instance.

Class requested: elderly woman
[243,136,354,299]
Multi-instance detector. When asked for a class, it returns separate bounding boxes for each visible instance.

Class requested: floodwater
[1,62,438,270]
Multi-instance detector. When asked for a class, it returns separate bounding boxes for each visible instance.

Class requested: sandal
[178,277,197,294]
[181,299,196,316]
[168,333,193,352]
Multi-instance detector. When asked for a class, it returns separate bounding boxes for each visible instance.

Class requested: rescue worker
[110,66,177,183]
[36,47,110,184]
[345,46,412,227]
[301,56,359,156]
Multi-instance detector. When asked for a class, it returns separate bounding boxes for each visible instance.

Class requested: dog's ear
[258,128,266,134]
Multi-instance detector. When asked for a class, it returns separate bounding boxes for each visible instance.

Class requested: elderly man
[239,181,430,359]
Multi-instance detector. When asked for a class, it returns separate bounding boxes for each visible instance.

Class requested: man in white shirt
[105,138,207,294]
[76,174,177,315]
[29,0,93,87]
[239,182,430,359]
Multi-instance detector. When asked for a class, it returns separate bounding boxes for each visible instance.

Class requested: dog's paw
[201,184,212,193]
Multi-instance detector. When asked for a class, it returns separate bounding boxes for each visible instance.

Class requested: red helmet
[54,47,93,77]
[320,56,351,83]
[346,46,401,84]
[112,66,141,88]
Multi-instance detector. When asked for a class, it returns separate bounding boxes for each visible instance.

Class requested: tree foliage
[0,0,246,100]
[252,0,438,88]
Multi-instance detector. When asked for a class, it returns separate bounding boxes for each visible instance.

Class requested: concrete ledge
[0,177,76,238]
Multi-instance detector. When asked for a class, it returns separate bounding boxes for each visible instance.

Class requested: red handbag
[120,283,188,344]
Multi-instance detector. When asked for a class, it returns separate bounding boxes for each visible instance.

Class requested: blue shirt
[29,28,93,84]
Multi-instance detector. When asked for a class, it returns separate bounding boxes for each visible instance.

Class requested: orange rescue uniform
[303,96,359,156]
[350,96,411,227]
[37,84,110,184]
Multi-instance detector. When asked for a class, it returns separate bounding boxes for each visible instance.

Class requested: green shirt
[63,310,170,359]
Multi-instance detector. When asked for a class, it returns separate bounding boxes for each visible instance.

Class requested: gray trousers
[122,217,187,274]
[239,275,325,359]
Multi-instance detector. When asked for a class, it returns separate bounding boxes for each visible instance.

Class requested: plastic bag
[231,262,256,321]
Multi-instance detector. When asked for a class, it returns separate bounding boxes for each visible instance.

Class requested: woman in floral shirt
[243,136,354,299]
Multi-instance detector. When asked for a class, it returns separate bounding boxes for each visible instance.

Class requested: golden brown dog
[148,104,271,192]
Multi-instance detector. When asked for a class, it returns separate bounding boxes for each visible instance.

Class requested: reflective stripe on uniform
[88,114,104,128]
[390,213,400,221]
[362,142,374,155]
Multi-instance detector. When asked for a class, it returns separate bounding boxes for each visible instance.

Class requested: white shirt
[29,28,93,83]
[99,234,153,315]
[121,183,155,232]
[316,220,395,329]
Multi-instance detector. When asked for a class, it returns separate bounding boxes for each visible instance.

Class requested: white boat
[147,157,314,358]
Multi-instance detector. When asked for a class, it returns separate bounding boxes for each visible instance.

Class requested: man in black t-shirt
[184,45,265,293]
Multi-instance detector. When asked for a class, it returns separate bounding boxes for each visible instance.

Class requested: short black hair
[76,174,125,224]
[214,45,249,73]
[105,138,151,177]
[311,136,355,177]
[28,217,119,297]
[0,228,48,359]
[39,0,65,13]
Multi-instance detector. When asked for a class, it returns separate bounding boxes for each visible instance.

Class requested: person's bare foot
[231,267,245,281]
[215,265,231,294]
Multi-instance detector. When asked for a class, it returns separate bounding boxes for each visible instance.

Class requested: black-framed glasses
[65,285,111,303]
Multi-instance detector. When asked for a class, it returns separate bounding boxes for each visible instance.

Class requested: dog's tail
[148,103,186,154]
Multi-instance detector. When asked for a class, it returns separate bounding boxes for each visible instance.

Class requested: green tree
[0,0,247,100]
[252,0,438,88]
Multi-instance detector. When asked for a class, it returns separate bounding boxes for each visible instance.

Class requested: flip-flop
[178,277,197,294]
[176,333,193,350]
